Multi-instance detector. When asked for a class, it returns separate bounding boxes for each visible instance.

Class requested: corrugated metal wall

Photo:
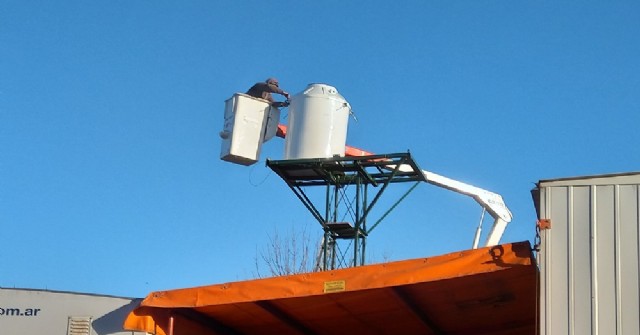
[536,173,640,335]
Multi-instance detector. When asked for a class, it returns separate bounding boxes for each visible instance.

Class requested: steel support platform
[266,152,425,270]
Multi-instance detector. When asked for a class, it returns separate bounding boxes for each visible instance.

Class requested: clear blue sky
[2,1,638,298]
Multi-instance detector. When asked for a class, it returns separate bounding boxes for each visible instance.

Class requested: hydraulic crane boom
[276,124,513,248]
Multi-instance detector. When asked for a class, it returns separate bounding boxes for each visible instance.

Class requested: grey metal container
[0,288,146,335]
[532,173,640,335]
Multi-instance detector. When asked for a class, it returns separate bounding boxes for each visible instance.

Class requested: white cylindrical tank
[284,83,351,159]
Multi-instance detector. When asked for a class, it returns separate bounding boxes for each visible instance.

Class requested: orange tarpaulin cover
[124,241,537,335]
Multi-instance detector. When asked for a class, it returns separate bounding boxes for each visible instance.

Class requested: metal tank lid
[300,83,347,101]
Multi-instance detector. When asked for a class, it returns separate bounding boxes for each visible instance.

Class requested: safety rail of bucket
[276,124,513,247]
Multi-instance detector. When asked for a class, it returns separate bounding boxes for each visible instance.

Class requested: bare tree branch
[254,225,319,278]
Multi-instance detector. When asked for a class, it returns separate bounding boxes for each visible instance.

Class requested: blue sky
[2,1,638,298]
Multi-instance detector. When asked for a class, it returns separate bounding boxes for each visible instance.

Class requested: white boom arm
[406,166,512,247]
[376,162,512,247]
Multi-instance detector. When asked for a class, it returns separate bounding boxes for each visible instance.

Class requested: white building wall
[0,288,147,335]
[535,173,640,335]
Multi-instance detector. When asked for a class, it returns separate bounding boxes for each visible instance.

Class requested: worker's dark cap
[266,78,279,86]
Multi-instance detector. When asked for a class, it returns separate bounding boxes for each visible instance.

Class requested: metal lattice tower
[267,152,425,270]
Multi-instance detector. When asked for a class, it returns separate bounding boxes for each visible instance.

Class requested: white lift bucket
[220,93,280,166]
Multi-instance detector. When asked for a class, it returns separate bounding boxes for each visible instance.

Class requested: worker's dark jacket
[246,82,286,104]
